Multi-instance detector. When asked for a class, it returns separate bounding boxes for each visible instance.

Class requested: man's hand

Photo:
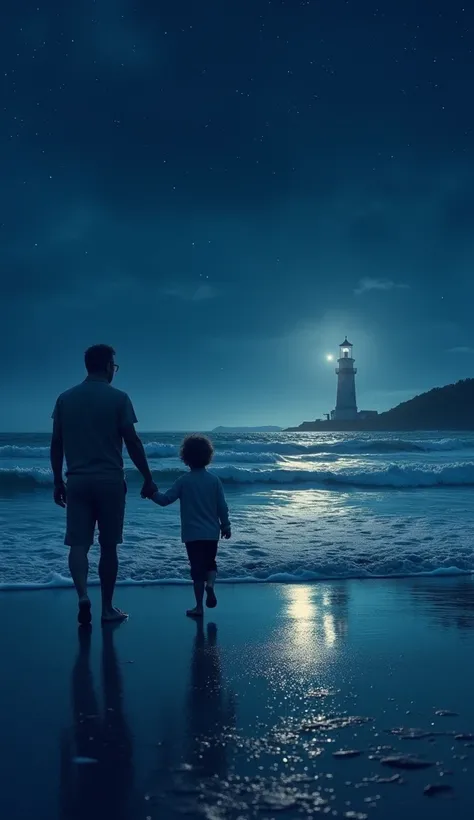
[221,527,232,540]
[53,482,67,508]
[141,479,158,499]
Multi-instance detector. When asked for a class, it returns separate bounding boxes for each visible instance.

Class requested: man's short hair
[84,344,116,374]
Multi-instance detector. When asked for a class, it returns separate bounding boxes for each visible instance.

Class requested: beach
[2,430,474,818]
[2,578,474,819]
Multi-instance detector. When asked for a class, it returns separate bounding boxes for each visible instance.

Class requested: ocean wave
[214,450,280,463]
[5,461,474,492]
[0,467,54,490]
[2,437,473,461]
[0,442,181,460]
[0,445,50,458]
[0,442,279,464]
[210,462,474,488]
[144,437,474,457]
[144,442,177,458]
[226,437,474,455]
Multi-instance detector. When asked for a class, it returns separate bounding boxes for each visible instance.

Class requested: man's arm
[118,393,155,489]
[50,401,67,507]
[50,417,64,484]
[122,424,153,482]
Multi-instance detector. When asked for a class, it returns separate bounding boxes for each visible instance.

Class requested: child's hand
[141,482,158,499]
[221,527,231,540]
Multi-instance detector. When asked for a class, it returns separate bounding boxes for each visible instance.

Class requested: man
[50,344,157,625]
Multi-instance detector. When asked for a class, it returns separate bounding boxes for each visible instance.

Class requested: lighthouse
[332,338,358,421]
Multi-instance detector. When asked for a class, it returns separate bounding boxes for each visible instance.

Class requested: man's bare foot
[101,607,128,624]
[186,607,203,618]
[78,596,92,626]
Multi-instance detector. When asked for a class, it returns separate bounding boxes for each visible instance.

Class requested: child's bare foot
[186,607,203,618]
[101,606,128,624]
[205,586,217,609]
[78,596,92,626]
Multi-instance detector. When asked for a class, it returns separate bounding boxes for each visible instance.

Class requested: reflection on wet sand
[148,621,236,817]
[282,583,350,661]
[59,626,135,820]
[410,578,474,630]
[185,621,236,778]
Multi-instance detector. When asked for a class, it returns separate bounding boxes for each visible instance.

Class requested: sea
[1,430,474,590]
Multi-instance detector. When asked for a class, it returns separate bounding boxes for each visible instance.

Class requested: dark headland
[212,425,282,433]
[286,378,474,432]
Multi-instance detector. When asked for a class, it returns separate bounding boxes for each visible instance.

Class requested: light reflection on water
[281,584,349,663]
[259,488,357,517]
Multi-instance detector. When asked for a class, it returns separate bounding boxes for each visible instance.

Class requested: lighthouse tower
[333,338,358,421]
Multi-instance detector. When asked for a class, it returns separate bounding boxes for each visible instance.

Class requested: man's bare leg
[69,545,91,624]
[99,543,127,622]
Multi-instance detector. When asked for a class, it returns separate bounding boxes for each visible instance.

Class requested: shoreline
[1,567,474,592]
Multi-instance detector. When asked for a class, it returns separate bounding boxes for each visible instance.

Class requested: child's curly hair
[180,434,214,469]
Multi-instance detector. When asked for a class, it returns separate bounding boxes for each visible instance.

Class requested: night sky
[1,0,474,431]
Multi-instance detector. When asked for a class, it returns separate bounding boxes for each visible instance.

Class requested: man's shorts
[65,476,126,548]
[185,540,218,582]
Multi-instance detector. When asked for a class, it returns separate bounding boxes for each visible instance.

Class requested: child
[145,434,231,618]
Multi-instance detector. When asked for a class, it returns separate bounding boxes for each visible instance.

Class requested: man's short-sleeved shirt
[52,377,137,478]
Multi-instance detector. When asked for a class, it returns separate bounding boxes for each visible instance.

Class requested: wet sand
[1,578,474,819]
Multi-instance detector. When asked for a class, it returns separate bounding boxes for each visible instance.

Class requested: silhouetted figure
[50,343,156,624]
[59,626,135,820]
[144,435,231,618]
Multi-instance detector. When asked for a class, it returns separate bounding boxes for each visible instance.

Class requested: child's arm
[217,478,231,538]
[150,478,182,507]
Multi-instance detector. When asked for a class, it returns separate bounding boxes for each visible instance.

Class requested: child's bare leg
[187,580,204,617]
[194,580,205,609]
[205,571,217,608]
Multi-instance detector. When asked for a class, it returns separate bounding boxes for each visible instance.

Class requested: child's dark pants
[185,540,218,582]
